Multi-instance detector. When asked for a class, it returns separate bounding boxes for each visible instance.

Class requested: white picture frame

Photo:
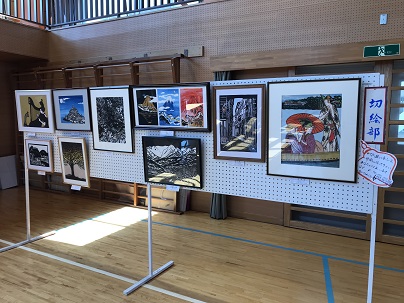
[15,90,55,133]
[25,139,53,173]
[89,86,133,152]
[58,137,90,188]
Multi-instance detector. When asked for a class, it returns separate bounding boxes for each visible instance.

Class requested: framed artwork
[53,88,91,131]
[25,139,53,173]
[15,90,55,133]
[213,84,266,162]
[90,86,134,152]
[58,137,90,187]
[133,83,210,131]
[142,136,202,189]
[267,78,361,182]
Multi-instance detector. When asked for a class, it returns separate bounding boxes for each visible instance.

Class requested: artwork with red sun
[180,88,205,127]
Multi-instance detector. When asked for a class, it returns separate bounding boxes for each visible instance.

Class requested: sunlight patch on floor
[46,207,157,246]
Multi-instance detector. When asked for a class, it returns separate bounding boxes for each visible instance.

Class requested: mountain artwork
[142,136,202,188]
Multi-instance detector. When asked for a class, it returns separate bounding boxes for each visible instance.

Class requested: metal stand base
[123,260,174,296]
[0,231,55,253]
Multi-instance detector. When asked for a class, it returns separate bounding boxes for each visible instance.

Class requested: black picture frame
[133,83,210,131]
[142,136,203,189]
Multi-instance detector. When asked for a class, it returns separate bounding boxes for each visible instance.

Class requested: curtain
[210,193,227,219]
[210,71,231,219]
[214,71,232,81]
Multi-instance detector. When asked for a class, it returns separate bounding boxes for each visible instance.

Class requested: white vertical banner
[363,87,387,144]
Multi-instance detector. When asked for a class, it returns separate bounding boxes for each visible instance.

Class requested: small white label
[231,161,245,167]
[290,178,310,186]
[160,131,174,137]
[37,171,46,175]
[166,185,180,192]
[71,185,82,191]
[26,132,36,137]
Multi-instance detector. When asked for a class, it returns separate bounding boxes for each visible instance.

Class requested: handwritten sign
[363,87,387,144]
[358,141,397,187]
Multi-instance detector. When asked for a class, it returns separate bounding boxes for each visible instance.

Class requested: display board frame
[28,73,381,214]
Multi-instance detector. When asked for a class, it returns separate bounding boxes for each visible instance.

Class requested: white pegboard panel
[27,73,380,214]
[207,73,381,214]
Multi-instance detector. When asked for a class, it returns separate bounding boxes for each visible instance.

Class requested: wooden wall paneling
[61,68,72,88]
[375,61,393,241]
[226,196,283,225]
[190,191,212,213]
[93,65,103,87]
[211,39,404,72]
[0,63,17,157]
[378,60,404,245]
[0,19,48,61]
[287,205,370,240]
[283,204,292,227]
[130,62,140,85]
[66,67,97,88]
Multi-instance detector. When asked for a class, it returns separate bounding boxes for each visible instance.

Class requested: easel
[123,183,174,295]
[0,137,54,253]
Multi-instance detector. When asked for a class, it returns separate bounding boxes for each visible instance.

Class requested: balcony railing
[0,0,202,28]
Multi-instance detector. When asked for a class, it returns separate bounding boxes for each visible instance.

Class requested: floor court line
[2,215,402,303]
[323,257,335,303]
[148,220,404,274]
[0,238,207,303]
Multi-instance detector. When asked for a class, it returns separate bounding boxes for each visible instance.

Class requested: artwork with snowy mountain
[158,88,180,126]
[133,84,209,131]
[53,89,91,131]
[142,136,202,188]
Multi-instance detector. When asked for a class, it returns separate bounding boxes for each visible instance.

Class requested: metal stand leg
[123,183,174,296]
[0,137,54,254]
[0,231,55,253]
[366,186,378,303]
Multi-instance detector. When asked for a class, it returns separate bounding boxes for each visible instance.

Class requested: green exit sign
[364,44,400,57]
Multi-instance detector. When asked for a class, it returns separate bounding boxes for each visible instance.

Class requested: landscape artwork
[142,136,202,189]
[90,87,133,152]
[157,88,180,126]
[25,139,53,172]
[15,90,54,133]
[53,89,91,131]
[213,85,265,162]
[281,94,342,168]
[58,137,90,187]
[135,89,158,126]
[133,84,209,131]
[267,79,361,182]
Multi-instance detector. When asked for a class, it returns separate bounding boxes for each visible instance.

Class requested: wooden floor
[0,187,403,303]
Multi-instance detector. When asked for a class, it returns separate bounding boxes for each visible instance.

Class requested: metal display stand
[123,183,174,295]
[367,186,378,303]
[15,73,384,300]
[0,140,54,253]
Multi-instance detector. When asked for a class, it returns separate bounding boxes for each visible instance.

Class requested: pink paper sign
[358,141,397,187]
